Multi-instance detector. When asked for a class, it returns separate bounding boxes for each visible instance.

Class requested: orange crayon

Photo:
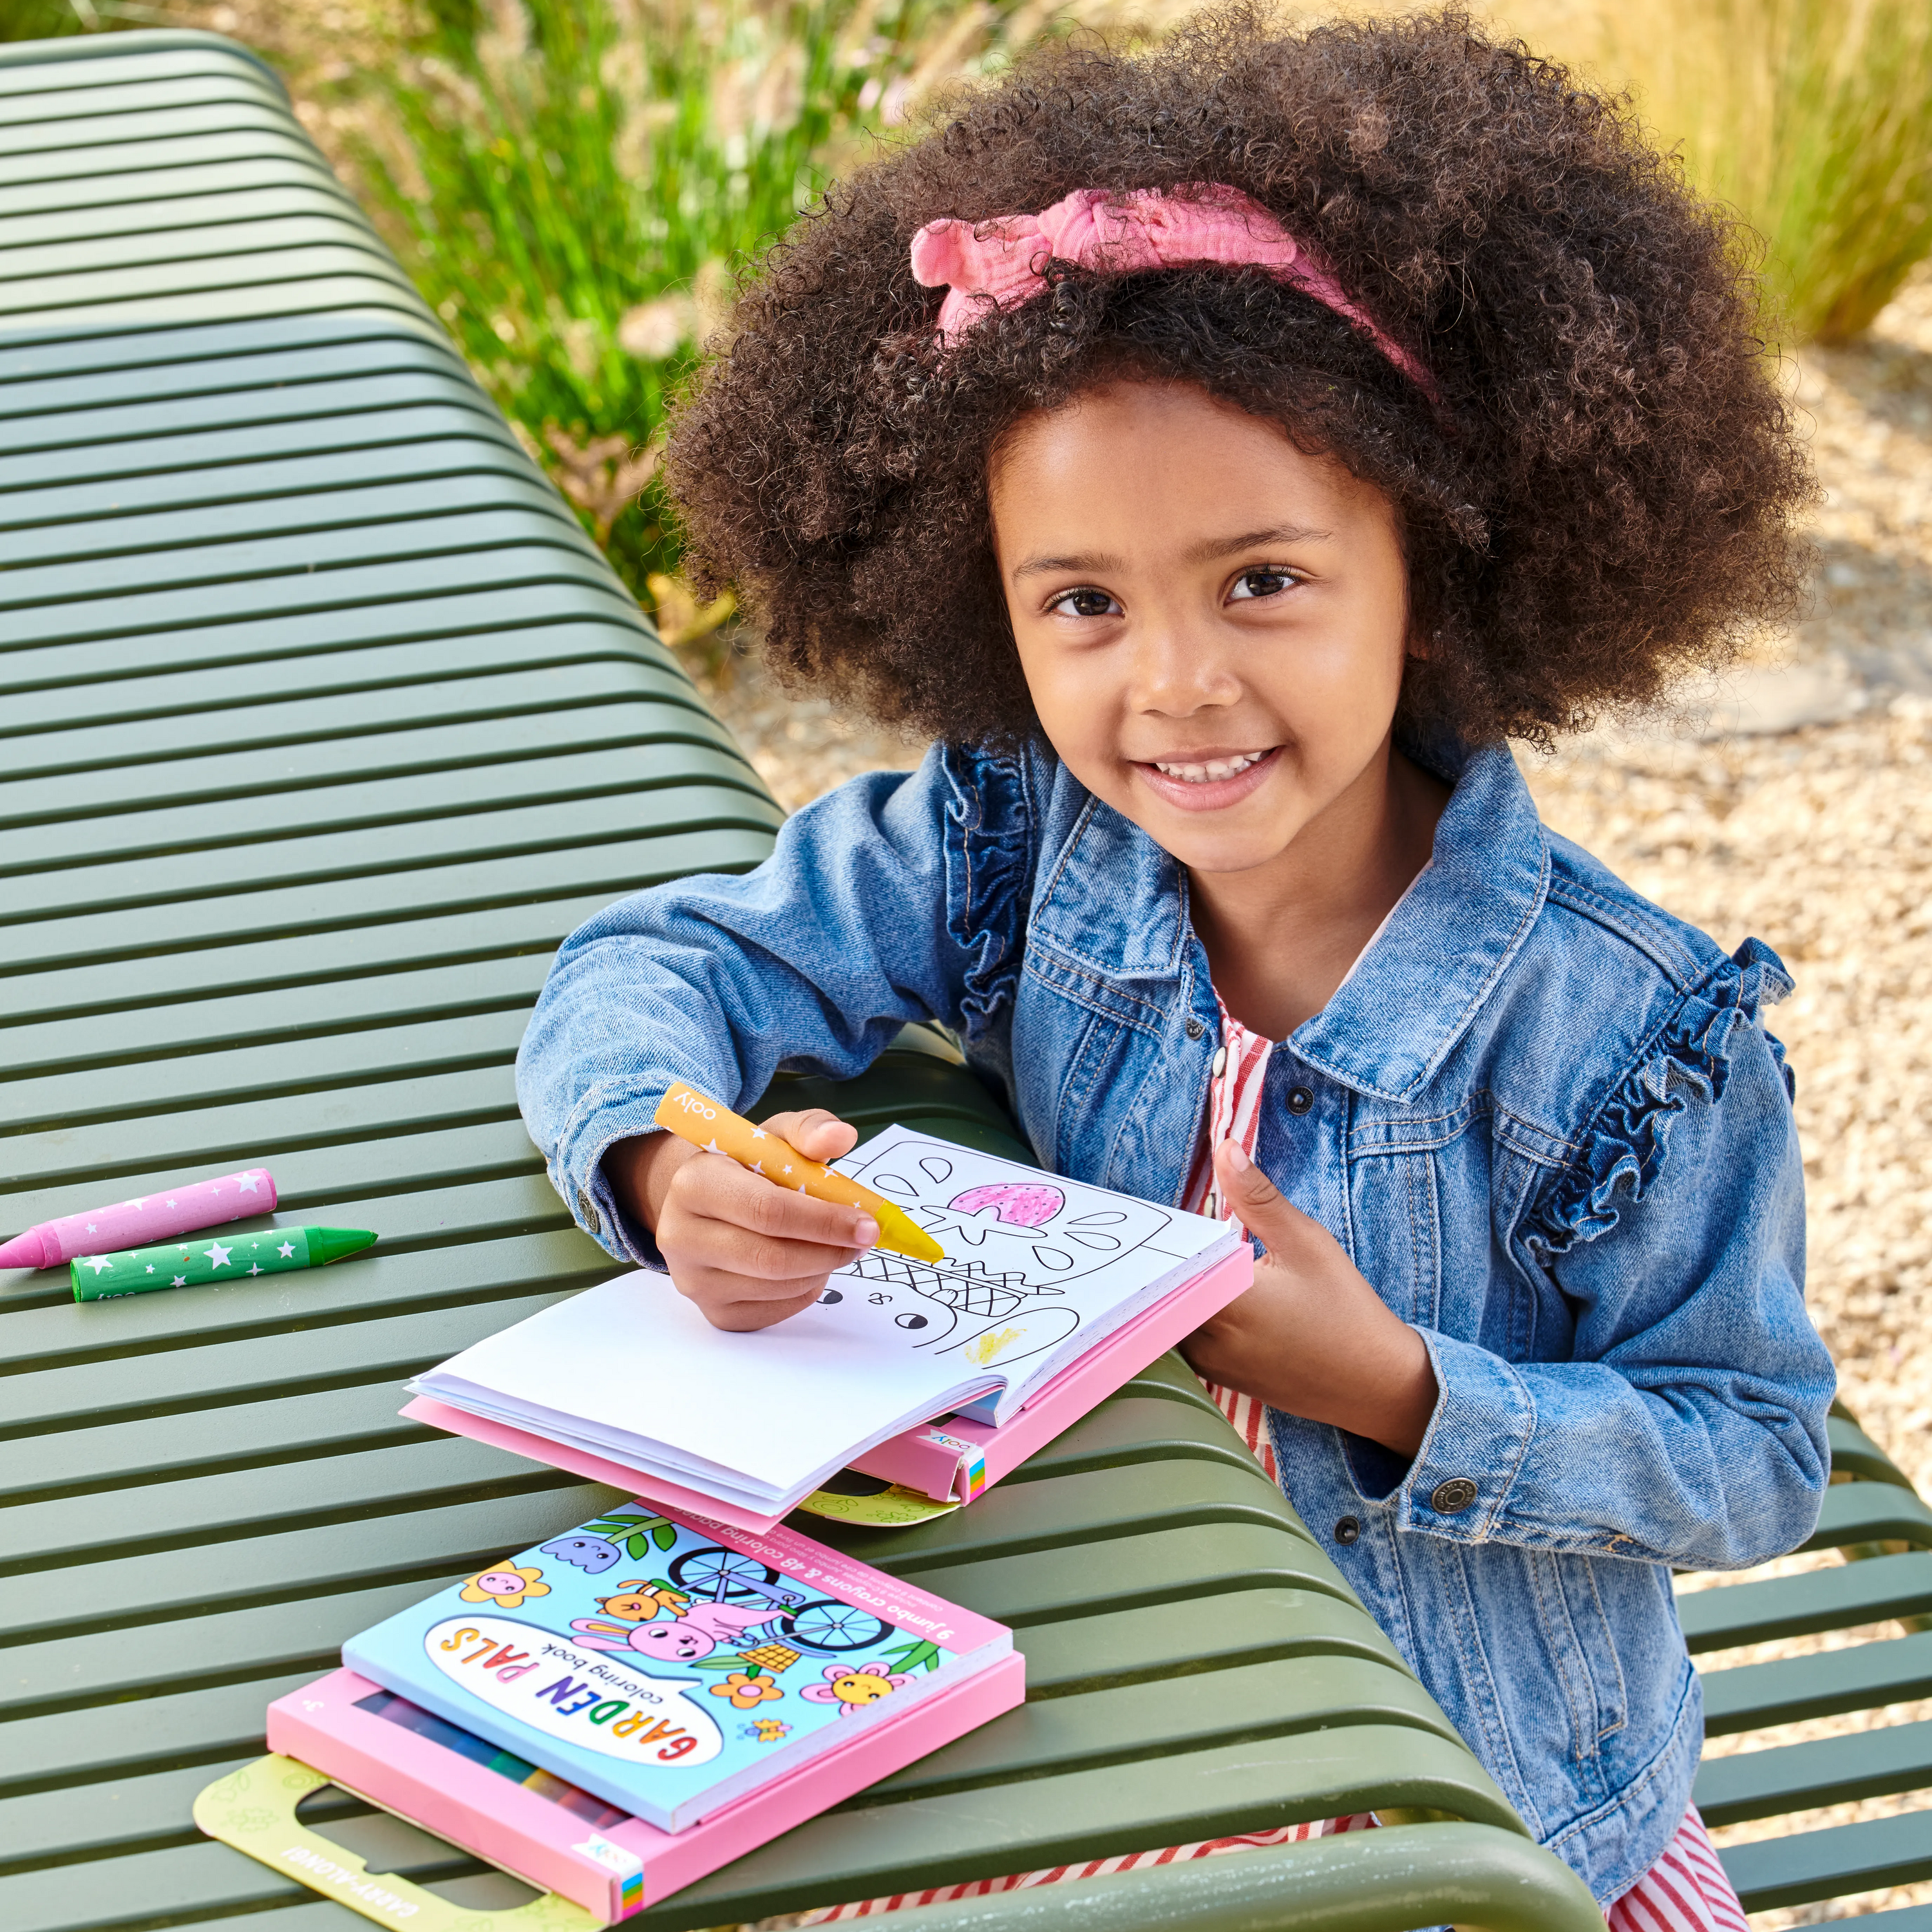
[654,1082,945,1263]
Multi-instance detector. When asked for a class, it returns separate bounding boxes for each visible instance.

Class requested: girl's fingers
[1212,1141,1340,1263]
[658,1109,872,1325]
[677,1145,878,1249]
[762,1106,861,1163]
[683,1276,833,1331]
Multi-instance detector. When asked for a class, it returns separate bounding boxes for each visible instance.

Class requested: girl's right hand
[611,1108,876,1331]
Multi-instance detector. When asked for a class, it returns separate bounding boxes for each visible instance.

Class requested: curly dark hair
[665,5,1813,748]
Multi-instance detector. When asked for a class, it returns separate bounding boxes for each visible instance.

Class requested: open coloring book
[410,1125,1241,1519]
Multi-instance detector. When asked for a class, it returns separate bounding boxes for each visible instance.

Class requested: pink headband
[909,184,1430,390]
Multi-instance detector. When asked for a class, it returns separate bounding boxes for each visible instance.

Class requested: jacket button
[1286,1086,1315,1115]
[1185,1016,1206,1039]
[1334,1516,1361,1545]
[1430,1478,1478,1515]
[574,1186,603,1237]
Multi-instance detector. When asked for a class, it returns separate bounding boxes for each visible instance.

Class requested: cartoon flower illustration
[709,1669,784,1710]
[799,1662,913,1714]
[743,1718,791,1743]
[459,1564,549,1607]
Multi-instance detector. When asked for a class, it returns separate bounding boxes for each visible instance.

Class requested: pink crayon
[0,1168,278,1271]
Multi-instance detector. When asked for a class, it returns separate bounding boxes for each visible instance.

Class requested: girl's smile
[1137,743,1283,810]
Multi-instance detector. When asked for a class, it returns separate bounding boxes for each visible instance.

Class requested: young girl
[518,8,1834,1921]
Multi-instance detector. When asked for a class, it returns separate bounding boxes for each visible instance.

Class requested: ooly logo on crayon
[671,1090,717,1121]
[424,1615,723,1766]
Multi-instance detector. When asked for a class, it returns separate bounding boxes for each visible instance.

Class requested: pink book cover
[270,1656,1025,1920]
[402,1245,1252,1530]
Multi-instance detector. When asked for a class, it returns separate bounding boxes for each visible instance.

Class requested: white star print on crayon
[749,1160,764,1175]
[238,1175,260,1193]
[81,1255,111,1274]
[248,1264,262,1276]
[173,1276,187,1287]
[146,1265,155,1274]
[166,1197,178,1208]
[204,1241,233,1269]
[85,1223,97,1234]
[277,1241,296,1259]
[751,1128,767,1139]
[703,1139,725,1155]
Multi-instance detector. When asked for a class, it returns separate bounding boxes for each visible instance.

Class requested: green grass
[345,0,1025,605]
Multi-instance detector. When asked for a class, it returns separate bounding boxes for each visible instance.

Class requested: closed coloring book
[341,1500,1013,1833]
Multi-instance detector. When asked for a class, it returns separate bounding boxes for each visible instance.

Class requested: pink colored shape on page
[947,1182,1065,1228]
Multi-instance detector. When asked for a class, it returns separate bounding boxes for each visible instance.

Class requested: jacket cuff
[1396,1328,1537,1540]
[552,1082,677,1268]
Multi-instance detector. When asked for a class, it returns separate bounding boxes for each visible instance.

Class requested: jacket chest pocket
[1352,1149,1443,1329]
[1532,1550,1630,1764]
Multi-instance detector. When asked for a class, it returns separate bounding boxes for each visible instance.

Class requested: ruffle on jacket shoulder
[940,743,1038,1041]
[1524,936,1794,1259]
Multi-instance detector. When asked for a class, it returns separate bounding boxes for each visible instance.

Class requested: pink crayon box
[267,1657,1025,1920]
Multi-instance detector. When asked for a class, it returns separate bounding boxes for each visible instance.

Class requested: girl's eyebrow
[1010,550,1124,582]
[1184,524,1332,562]
[1010,525,1332,582]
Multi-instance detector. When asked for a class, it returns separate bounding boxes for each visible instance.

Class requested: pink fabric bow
[909,184,1430,390]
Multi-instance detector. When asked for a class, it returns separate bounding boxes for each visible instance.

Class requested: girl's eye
[1227,567,1297,602]
[1048,587,1122,619]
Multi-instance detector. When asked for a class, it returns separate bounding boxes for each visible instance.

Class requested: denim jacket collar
[1029,743,1549,1102]
[1295,744,1549,1103]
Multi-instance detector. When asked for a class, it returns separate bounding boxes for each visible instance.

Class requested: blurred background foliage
[6,0,1931,623]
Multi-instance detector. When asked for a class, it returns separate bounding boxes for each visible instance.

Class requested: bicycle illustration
[668,1544,891,1654]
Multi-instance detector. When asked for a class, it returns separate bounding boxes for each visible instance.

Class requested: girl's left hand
[1181,1142,1439,1458]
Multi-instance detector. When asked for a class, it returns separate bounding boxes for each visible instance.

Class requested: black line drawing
[825,1136,1191,1367]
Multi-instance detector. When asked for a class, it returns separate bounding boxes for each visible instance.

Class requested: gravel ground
[700,272,1932,1921]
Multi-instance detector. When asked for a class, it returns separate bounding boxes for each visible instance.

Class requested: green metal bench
[0,24,1922,1932]
[0,28,1600,1932]
[1687,1406,1932,1919]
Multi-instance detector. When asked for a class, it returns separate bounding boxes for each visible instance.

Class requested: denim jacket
[517,737,1833,1904]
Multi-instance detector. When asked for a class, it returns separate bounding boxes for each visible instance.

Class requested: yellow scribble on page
[964,1326,1025,1365]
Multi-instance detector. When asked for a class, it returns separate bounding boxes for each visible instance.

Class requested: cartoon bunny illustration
[569,1598,769,1661]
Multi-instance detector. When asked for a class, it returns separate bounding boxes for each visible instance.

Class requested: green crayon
[71,1226,376,1302]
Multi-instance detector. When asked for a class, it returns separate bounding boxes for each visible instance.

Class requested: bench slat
[1722,1805,1932,1913]
[2,1287,582,1427]
[1695,1718,1932,1825]
[0,390,504,471]
[2,624,686,735]
[5,544,644,652]
[0,580,638,681]
[1806,1480,1932,1551]
[1680,1552,1932,1651]
[0,128,335,189]
[1701,1630,1932,1734]
[0,185,403,254]
[5,954,552,1080]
